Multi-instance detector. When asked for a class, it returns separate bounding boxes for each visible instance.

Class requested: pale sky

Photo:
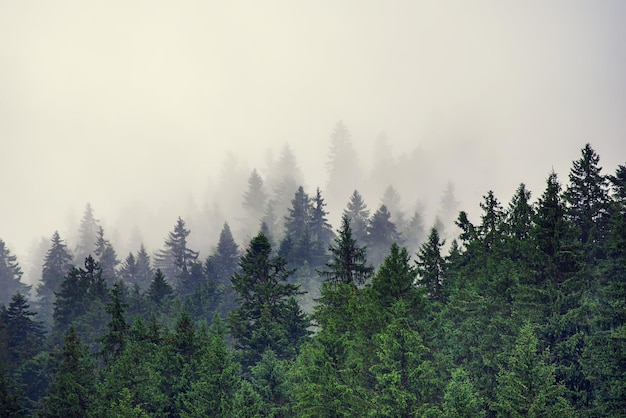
[1,1,625,281]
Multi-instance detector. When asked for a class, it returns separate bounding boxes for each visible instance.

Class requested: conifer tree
[564,143,610,259]
[367,204,400,267]
[443,368,486,418]
[94,226,119,286]
[309,188,334,267]
[135,244,154,291]
[228,233,309,368]
[206,222,240,316]
[37,232,74,325]
[0,240,30,306]
[74,203,99,265]
[3,292,44,372]
[147,269,173,307]
[154,217,199,288]
[281,186,313,267]
[494,323,573,417]
[42,327,96,418]
[415,227,446,303]
[343,190,370,246]
[52,256,108,338]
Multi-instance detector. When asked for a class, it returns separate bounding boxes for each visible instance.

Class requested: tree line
[1,143,625,416]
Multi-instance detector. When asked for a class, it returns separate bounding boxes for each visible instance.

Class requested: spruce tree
[154,217,199,288]
[3,292,44,373]
[206,222,240,316]
[228,233,309,369]
[494,323,573,417]
[0,240,30,306]
[343,190,370,246]
[563,143,610,256]
[37,232,73,325]
[42,327,96,418]
[74,203,99,265]
[366,204,400,267]
[415,227,446,303]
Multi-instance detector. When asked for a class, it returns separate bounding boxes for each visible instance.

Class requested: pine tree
[52,256,108,337]
[228,233,310,369]
[3,292,44,372]
[99,282,128,364]
[94,226,119,286]
[281,186,313,267]
[42,327,96,418]
[564,143,610,259]
[443,368,486,418]
[135,244,153,291]
[309,188,334,268]
[343,190,370,246]
[478,190,505,252]
[415,227,446,303]
[74,203,99,265]
[367,204,400,267]
[206,222,240,316]
[315,215,373,337]
[494,323,573,417]
[154,217,199,288]
[147,269,173,307]
[0,240,30,306]
[37,232,74,325]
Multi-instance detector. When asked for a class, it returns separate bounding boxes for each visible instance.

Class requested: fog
[1,1,625,285]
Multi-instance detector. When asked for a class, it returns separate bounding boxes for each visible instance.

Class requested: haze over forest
[1,1,625,285]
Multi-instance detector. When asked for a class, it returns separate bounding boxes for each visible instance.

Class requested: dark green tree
[206,222,240,316]
[37,232,74,325]
[228,233,310,369]
[442,368,486,418]
[52,256,108,337]
[154,217,199,288]
[146,269,173,307]
[42,327,96,418]
[493,323,573,417]
[134,244,153,291]
[415,227,446,303]
[563,143,610,256]
[3,292,44,373]
[99,282,128,364]
[281,185,313,267]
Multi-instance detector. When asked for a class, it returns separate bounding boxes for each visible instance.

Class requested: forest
[1,142,625,417]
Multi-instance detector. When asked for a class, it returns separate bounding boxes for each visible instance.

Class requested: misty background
[1,1,625,286]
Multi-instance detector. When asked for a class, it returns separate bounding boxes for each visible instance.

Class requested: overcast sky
[1,1,625,277]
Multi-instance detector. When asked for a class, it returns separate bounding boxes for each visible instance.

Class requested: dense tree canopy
[1,142,623,417]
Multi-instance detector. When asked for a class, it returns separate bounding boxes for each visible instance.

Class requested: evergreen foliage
[0,240,30,306]
[37,232,74,325]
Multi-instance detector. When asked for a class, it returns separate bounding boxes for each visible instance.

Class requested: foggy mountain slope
[1,1,625,283]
